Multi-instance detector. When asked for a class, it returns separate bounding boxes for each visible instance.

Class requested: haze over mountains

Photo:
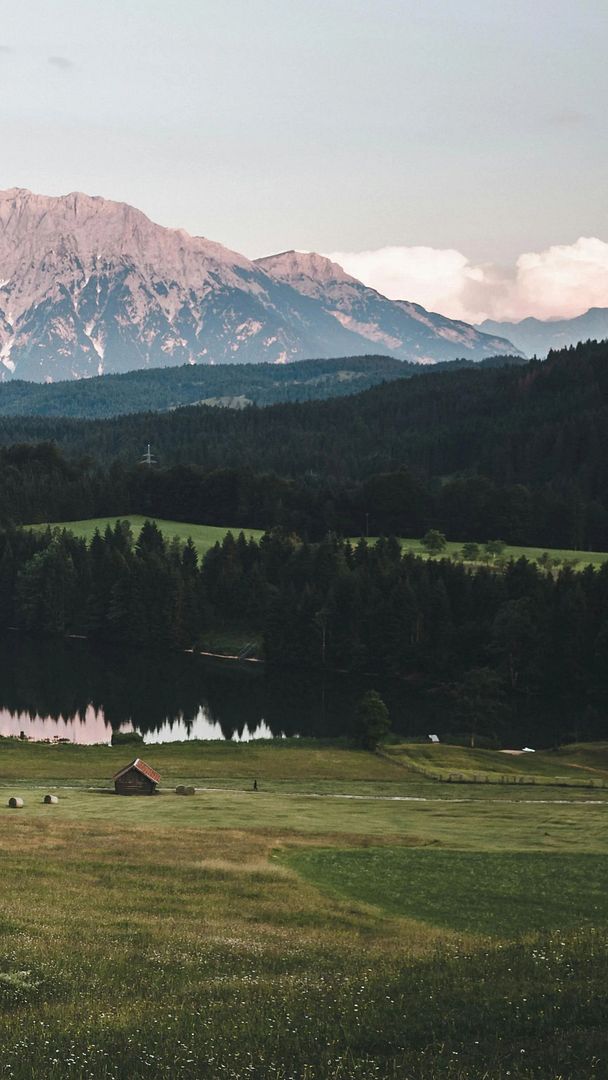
[481,308,608,359]
[0,188,518,382]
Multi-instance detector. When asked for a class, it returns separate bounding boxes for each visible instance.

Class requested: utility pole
[139,444,157,467]
[315,607,329,667]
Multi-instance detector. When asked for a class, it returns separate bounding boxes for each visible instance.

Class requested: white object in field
[522,747,535,752]
[43,794,59,804]
[8,797,24,808]
[428,734,440,743]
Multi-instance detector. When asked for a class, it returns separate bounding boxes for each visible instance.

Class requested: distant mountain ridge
[0,188,518,381]
[481,308,608,358]
[0,352,525,419]
[257,249,512,361]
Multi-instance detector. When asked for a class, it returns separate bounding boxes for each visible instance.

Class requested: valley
[3,6,607,1078]
[1,738,607,1079]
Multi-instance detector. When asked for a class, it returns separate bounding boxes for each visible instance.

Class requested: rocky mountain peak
[0,187,519,381]
[257,249,357,286]
[0,187,254,280]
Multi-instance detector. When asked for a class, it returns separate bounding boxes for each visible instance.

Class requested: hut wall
[115,771,156,796]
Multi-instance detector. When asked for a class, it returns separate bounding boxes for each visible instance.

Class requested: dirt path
[562,761,608,778]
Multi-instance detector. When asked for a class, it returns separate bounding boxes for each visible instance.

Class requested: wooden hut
[113,758,161,796]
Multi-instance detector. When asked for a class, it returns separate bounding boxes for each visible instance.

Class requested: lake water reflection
[0,703,279,744]
[0,634,590,747]
[0,635,404,745]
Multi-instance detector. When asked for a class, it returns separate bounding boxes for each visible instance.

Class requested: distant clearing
[392,536,608,568]
[28,515,608,567]
[28,515,264,557]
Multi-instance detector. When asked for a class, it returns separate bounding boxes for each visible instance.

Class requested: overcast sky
[1,0,607,322]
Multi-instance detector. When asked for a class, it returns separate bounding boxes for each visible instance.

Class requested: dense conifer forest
[0,352,522,418]
[1,341,608,549]
[1,521,607,743]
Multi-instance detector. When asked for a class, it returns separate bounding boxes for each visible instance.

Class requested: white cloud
[48,55,74,70]
[326,237,608,324]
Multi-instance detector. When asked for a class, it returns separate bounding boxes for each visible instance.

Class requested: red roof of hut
[113,758,161,784]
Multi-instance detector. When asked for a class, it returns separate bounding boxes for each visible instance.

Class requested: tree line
[0,342,607,548]
[0,354,523,420]
[0,438,606,552]
[1,521,607,743]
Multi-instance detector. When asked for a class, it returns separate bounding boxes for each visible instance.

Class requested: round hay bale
[184,786,196,796]
[8,797,24,808]
[175,785,186,795]
[43,794,59,805]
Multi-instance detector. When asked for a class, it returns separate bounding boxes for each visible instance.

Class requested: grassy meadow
[393,536,608,568]
[383,742,608,787]
[287,848,608,937]
[28,514,608,568]
[1,740,608,1078]
[27,515,265,558]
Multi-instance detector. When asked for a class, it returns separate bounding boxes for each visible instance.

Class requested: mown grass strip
[286,847,608,937]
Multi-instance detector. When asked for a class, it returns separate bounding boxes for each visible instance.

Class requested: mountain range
[480,308,608,358]
[0,188,518,382]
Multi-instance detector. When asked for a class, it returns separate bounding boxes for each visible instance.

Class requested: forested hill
[1,340,608,550]
[0,353,523,419]
[0,340,604,482]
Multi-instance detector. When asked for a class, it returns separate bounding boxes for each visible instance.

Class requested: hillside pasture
[393,536,608,568]
[28,515,264,557]
[384,742,608,787]
[29,515,608,568]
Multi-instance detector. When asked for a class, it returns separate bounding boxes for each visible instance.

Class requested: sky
[0,0,607,323]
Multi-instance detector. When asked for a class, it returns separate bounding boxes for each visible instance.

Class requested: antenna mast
[139,444,157,467]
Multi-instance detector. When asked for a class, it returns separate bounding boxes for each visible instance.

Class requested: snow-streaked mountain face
[255,251,517,362]
[0,189,518,381]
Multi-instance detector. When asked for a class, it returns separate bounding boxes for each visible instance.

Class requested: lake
[0,634,595,747]
[0,634,417,745]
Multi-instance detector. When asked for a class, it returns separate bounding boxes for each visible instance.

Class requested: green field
[394,536,608,567]
[28,515,265,557]
[1,740,608,1078]
[3,736,608,789]
[286,848,608,937]
[383,742,608,787]
[29,515,608,568]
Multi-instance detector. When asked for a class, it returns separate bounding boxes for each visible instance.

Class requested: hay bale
[184,786,196,796]
[43,794,58,804]
[175,785,186,795]
[8,797,23,808]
